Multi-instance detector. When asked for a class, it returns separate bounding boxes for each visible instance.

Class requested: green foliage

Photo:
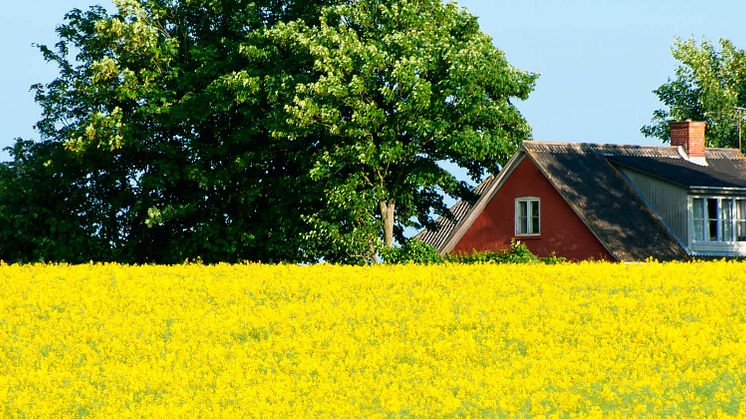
[643,38,746,149]
[377,240,566,266]
[0,140,109,263]
[539,253,567,265]
[270,0,537,258]
[447,241,541,264]
[380,238,443,265]
[1,0,535,264]
[2,0,339,263]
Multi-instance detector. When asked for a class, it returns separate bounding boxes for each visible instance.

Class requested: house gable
[451,157,613,261]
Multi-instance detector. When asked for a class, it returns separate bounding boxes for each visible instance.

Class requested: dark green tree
[643,37,746,149]
[0,140,109,263]
[6,0,340,263]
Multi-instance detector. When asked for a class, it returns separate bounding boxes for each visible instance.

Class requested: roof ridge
[706,146,741,150]
[525,141,676,149]
[526,140,743,154]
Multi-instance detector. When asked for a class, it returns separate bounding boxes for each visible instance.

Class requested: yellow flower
[0,261,744,416]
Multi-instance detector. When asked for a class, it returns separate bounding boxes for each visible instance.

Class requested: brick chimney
[670,120,706,158]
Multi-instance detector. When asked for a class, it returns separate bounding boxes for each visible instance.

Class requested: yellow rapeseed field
[1,261,745,416]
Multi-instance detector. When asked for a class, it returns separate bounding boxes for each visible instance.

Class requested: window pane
[723,220,734,242]
[723,199,734,241]
[694,219,705,241]
[516,201,527,234]
[737,200,746,241]
[738,221,746,242]
[531,216,539,234]
[737,199,746,220]
[707,198,718,220]
[692,198,704,242]
[693,198,704,219]
[709,220,718,241]
[722,199,733,221]
[530,200,539,234]
[706,199,718,241]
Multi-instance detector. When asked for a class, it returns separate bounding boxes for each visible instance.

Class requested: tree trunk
[379,199,395,248]
[368,239,380,265]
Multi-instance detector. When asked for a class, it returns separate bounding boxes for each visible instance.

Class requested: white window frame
[688,195,746,255]
[515,197,541,236]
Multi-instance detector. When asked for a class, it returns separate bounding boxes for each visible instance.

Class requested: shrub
[447,240,540,264]
[383,239,565,265]
[381,239,443,264]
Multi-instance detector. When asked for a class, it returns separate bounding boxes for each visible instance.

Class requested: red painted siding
[452,156,613,261]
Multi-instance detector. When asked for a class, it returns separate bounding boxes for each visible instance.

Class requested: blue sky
[2,0,746,161]
[460,0,746,145]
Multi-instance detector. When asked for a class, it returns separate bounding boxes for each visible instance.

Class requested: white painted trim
[687,196,693,251]
[687,195,746,256]
[690,186,746,192]
[676,145,708,166]
[514,197,541,236]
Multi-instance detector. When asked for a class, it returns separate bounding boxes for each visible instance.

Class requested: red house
[417,121,746,261]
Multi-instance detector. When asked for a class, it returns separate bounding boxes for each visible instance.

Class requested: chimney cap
[671,119,705,125]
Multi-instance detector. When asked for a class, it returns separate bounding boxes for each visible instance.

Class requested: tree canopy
[4,0,339,263]
[271,0,536,262]
[643,38,746,149]
[0,0,536,264]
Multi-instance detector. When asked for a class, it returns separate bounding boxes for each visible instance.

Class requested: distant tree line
[0,0,536,264]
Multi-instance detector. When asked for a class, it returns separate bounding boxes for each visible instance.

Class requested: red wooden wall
[452,156,613,261]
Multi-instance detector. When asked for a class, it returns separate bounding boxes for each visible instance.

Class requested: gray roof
[416,141,746,261]
[608,148,746,189]
[414,176,495,252]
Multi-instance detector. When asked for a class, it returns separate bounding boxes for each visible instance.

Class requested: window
[515,197,540,236]
[690,197,746,243]
[692,198,705,241]
[737,199,746,241]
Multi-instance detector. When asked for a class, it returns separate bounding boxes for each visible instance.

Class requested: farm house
[418,121,746,261]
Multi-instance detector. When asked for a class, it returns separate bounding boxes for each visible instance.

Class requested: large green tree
[4,0,341,263]
[643,38,746,149]
[1,0,535,264]
[270,0,537,261]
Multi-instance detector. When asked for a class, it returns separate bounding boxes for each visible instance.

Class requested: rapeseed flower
[0,262,744,416]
